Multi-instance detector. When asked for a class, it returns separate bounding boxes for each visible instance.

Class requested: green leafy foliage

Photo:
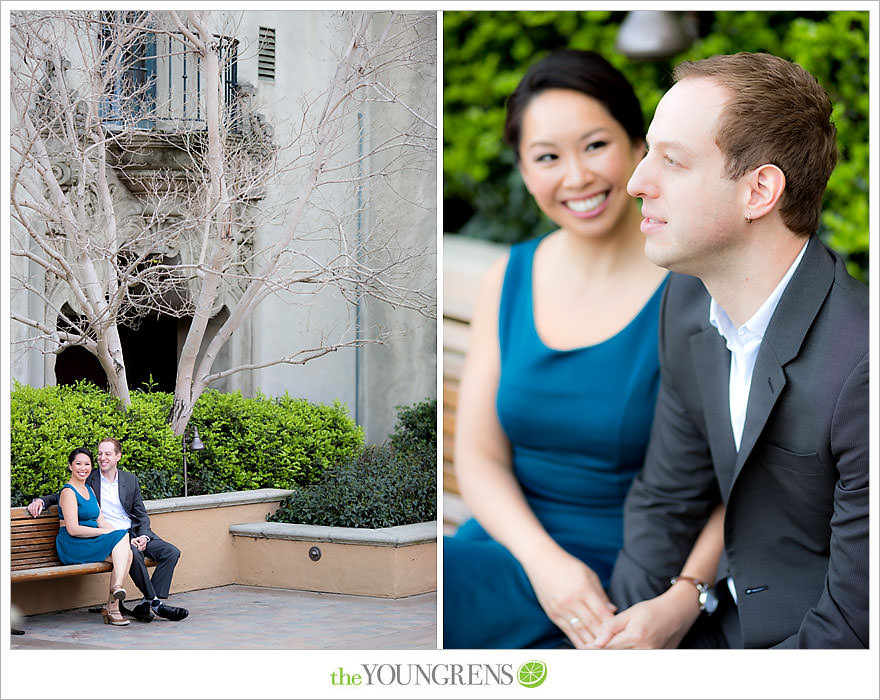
[10,383,363,505]
[444,10,869,282]
[185,391,364,494]
[11,381,128,505]
[389,398,437,457]
[268,399,437,528]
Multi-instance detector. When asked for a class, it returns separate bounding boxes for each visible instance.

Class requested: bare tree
[10,9,436,433]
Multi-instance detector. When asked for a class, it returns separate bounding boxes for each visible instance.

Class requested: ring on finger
[568,616,581,626]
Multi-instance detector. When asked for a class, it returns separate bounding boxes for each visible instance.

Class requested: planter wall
[231,522,437,598]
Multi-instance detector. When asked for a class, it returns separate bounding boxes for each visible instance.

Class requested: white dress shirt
[708,241,808,451]
[100,471,133,531]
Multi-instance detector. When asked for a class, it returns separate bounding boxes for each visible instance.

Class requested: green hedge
[444,10,869,282]
[10,382,364,505]
[268,399,437,528]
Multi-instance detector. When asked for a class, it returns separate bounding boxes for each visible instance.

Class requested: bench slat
[11,505,58,519]
[11,558,157,580]
[11,532,58,545]
[11,556,66,570]
[11,562,113,582]
[11,534,57,547]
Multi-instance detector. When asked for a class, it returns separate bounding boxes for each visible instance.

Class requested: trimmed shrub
[267,443,436,529]
[10,383,364,505]
[185,390,364,495]
[11,381,132,505]
[268,399,437,528]
[389,398,437,457]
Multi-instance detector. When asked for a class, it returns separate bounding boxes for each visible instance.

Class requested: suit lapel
[117,469,130,507]
[732,236,834,483]
[87,469,101,505]
[691,326,738,500]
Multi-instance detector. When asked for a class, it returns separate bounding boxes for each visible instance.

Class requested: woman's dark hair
[68,447,94,466]
[504,49,644,161]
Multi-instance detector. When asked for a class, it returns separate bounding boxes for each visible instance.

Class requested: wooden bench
[11,505,155,583]
[443,235,509,534]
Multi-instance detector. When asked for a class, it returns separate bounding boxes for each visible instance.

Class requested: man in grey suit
[595,52,868,648]
[29,437,189,622]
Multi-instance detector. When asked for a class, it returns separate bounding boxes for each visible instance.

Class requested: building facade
[9,10,437,443]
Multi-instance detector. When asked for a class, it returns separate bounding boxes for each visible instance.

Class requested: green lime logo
[517,660,547,688]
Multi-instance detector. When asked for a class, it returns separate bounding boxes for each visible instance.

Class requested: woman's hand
[522,549,616,649]
[588,584,701,649]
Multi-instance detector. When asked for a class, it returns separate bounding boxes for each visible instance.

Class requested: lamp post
[182,425,205,497]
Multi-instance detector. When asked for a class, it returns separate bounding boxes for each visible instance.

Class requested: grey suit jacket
[42,467,157,540]
[608,236,869,648]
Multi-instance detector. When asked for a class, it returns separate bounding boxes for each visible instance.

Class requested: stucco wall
[231,521,437,598]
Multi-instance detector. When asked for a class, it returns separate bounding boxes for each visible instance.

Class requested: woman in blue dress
[57,447,133,626]
[444,50,723,649]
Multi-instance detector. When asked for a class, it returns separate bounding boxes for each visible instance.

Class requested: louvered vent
[258,27,275,81]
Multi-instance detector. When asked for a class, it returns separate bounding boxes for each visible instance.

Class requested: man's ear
[745,164,786,222]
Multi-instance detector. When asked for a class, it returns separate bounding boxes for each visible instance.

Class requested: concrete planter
[230,521,437,599]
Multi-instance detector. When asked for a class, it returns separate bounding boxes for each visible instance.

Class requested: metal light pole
[182,425,205,497]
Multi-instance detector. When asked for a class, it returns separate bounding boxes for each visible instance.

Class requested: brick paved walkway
[11,584,437,650]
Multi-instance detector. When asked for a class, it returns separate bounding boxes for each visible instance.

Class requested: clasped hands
[527,551,696,650]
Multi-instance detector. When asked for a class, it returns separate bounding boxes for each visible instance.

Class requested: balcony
[101,25,248,196]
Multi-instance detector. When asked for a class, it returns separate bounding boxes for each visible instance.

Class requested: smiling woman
[442,50,670,650]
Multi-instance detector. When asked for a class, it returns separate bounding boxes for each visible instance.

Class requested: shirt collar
[709,240,808,345]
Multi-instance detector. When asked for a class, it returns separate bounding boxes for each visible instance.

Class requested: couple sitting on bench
[27,437,189,626]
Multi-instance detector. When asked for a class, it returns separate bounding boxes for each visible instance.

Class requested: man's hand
[26,499,44,518]
[131,535,149,552]
[588,584,701,649]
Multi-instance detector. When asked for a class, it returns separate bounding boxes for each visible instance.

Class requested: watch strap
[669,575,708,593]
[669,575,717,615]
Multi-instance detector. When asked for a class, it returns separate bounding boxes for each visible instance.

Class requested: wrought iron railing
[100,15,239,133]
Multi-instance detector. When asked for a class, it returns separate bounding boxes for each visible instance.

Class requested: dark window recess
[55,309,179,393]
[258,27,276,81]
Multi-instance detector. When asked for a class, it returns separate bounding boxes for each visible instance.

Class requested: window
[99,11,156,128]
[99,11,239,132]
[258,27,276,81]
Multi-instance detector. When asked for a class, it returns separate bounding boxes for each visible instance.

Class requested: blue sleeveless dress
[443,235,666,648]
[55,483,128,564]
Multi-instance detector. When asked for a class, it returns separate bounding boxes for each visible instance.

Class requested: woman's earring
[746,212,752,224]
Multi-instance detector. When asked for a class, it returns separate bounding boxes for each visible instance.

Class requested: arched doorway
[54,306,179,392]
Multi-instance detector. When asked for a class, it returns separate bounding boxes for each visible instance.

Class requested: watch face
[700,589,720,615]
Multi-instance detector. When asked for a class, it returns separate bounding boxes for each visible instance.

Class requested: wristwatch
[669,575,719,615]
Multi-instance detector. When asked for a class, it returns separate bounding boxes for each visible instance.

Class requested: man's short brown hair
[674,52,838,237]
[98,437,122,454]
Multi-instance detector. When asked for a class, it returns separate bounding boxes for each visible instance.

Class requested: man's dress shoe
[153,602,189,621]
[130,601,155,622]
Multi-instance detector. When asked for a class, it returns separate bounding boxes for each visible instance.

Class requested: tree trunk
[96,325,132,408]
